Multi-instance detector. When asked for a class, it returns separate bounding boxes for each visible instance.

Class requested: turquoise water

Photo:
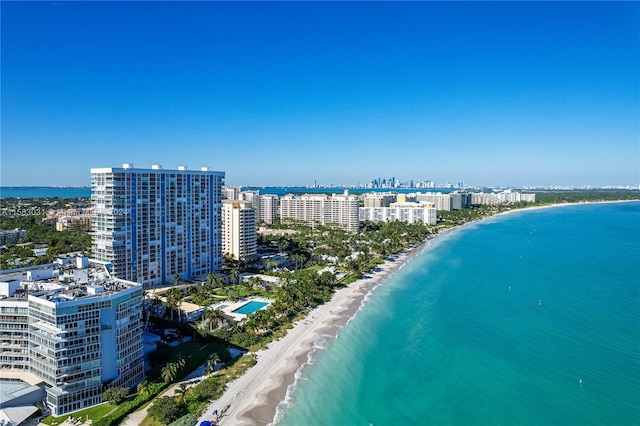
[278,202,640,426]
[0,187,91,199]
[233,301,268,314]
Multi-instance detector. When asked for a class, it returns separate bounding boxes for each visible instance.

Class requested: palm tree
[173,273,181,286]
[176,356,186,370]
[291,253,304,270]
[215,273,227,289]
[265,258,277,272]
[174,383,189,405]
[203,308,225,332]
[227,287,240,302]
[206,353,221,376]
[247,276,264,290]
[165,287,182,321]
[230,267,240,285]
[137,380,152,398]
[205,272,218,291]
[162,362,178,383]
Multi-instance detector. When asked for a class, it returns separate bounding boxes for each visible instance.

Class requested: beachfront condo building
[494,190,536,203]
[451,191,472,210]
[280,190,359,233]
[258,194,279,225]
[362,192,397,208]
[91,164,225,286]
[360,201,437,225]
[415,192,453,211]
[471,192,503,205]
[222,200,257,261]
[0,260,144,417]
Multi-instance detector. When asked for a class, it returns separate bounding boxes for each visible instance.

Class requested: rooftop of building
[0,257,140,303]
[91,163,225,175]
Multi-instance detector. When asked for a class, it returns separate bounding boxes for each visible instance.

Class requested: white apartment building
[280,190,359,233]
[222,200,257,261]
[0,260,144,417]
[415,193,453,211]
[258,194,279,225]
[360,201,437,225]
[239,190,261,220]
[494,190,536,203]
[0,296,29,371]
[91,164,225,286]
[362,192,397,208]
[471,192,503,205]
[222,186,241,200]
[239,190,260,206]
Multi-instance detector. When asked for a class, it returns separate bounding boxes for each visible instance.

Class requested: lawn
[42,403,116,425]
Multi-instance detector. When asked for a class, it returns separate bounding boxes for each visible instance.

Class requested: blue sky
[2,1,638,187]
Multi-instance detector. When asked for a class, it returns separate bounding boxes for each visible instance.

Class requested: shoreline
[197,240,430,425]
[199,199,639,425]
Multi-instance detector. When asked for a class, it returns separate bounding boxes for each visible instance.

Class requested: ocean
[277,202,640,426]
[0,186,452,199]
[0,187,91,199]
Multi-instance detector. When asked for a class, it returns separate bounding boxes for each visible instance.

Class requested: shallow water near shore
[277,202,640,425]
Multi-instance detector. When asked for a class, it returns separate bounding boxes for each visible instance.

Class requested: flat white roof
[91,166,225,175]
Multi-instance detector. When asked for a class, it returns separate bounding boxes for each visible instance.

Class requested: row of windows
[60,367,100,385]
[0,323,29,330]
[117,335,142,353]
[58,351,100,367]
[0,307,29,315]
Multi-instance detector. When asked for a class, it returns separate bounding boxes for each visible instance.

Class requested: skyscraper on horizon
[91,164,225,286]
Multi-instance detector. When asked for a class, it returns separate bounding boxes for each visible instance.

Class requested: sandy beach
[118,199,635,426]
[196,241,428,426]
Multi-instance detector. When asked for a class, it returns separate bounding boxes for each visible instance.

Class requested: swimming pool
[232,301,268,315]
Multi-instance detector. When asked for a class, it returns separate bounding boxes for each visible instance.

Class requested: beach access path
[197,244,425,426]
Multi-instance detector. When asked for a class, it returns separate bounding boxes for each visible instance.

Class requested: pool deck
[211,297,272,322]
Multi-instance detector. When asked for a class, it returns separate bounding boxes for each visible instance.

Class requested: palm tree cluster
[263,220,431,274]
[200,307,226,332]
[164,287,184,321]
[189,221,432,347]
[161,356,186,383]
[218,269,336,342]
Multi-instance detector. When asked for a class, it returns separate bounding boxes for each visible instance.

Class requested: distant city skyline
[2,2,638,188]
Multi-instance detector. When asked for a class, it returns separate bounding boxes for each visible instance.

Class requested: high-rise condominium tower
[91,164,225,286]
[222,200,257,261]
